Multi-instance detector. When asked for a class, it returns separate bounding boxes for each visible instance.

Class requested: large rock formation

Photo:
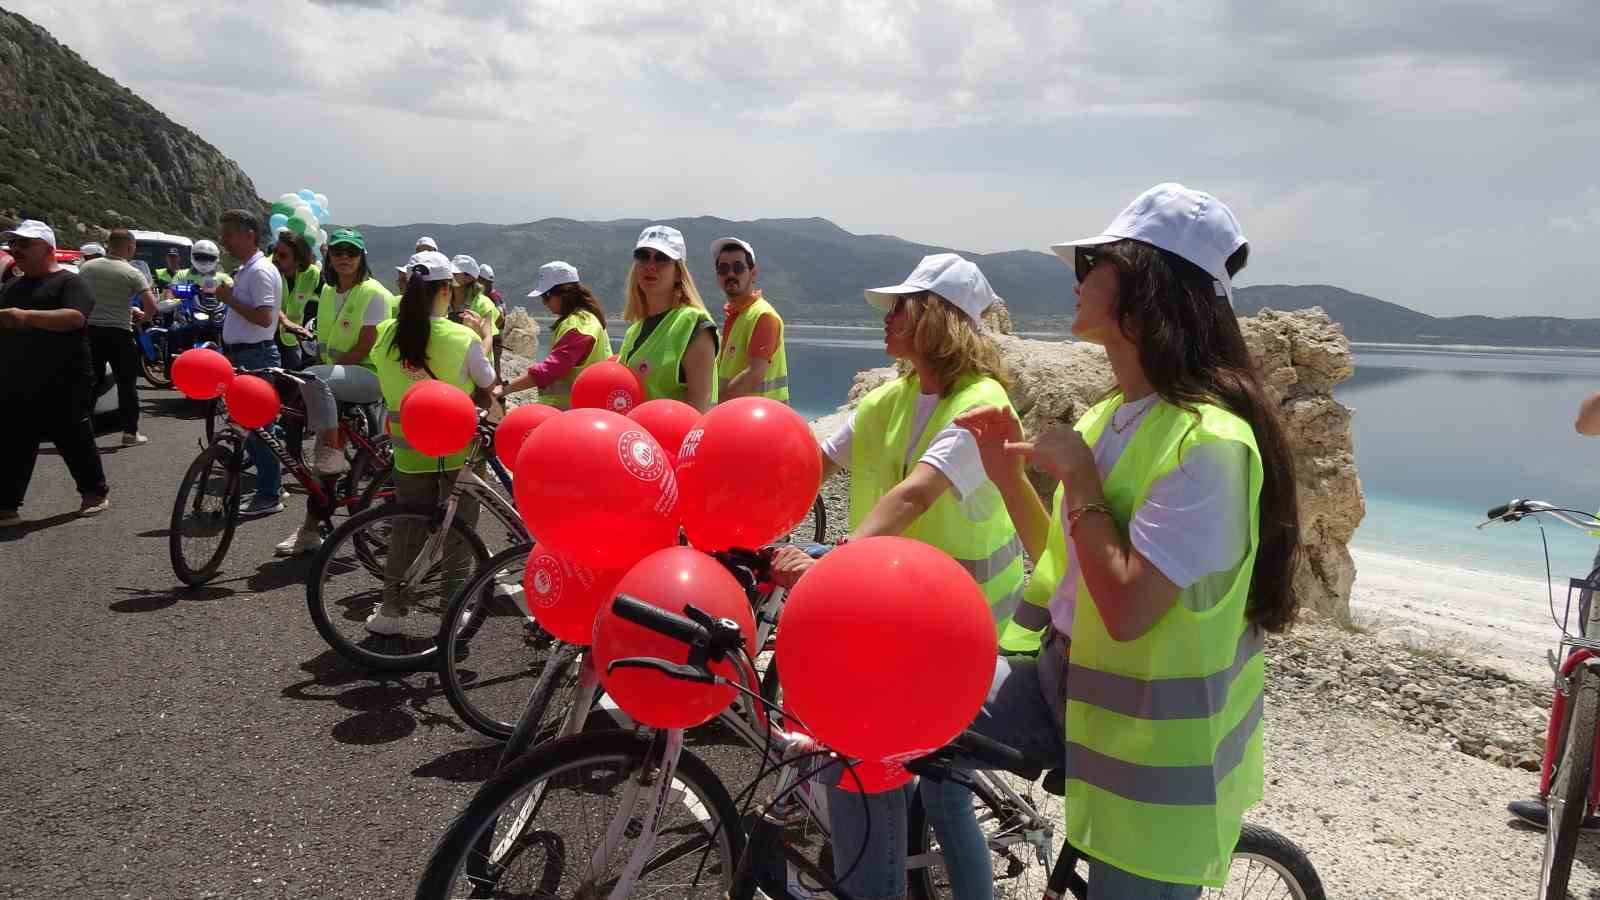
[819,304,1364,619]
[502,307,542,359]
[0,9,260,242]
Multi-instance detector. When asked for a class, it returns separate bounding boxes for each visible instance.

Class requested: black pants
[0,384,109,510]
[88,325,140,434]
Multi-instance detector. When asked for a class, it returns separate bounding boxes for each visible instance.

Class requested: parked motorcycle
[138,278,226,388]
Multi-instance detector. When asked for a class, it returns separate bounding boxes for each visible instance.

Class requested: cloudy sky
[17,1,1600,315]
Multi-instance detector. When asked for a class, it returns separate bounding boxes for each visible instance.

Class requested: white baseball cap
[527,261,581,298]
[1051,182,1247,301]
[479,263,495,281]
[415,235,439,251]
[710,236,755,265]
[865,253,998,325]
[2,219,56,249]
[450,254,480,279]
[635,224,685,261]
[407,250,454,282]
[80,242,106,258]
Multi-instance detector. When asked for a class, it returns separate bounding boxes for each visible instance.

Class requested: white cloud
[9,0,1600,315]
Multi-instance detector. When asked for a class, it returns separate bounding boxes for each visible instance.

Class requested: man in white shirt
[213,209,285,517]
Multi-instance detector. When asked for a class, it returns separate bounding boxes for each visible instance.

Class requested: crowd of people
[1,183,1316,897]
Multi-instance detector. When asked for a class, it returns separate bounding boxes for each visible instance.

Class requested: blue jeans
[226,343,282,502]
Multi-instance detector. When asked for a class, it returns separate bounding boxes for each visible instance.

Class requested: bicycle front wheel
[1544,666,1599,899]
[416,730,744,900]
[1213,824,1326,900]
[907,770,1059,900]
[307,501,488,671]
[169,440,242,586]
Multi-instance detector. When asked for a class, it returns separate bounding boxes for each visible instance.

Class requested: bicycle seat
[1042,768,1065,796]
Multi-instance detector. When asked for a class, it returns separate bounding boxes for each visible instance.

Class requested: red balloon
[399,381,478,457]
[172,348,234,400]
[627,399,700,459]
[833,759,914,793]
[520,544,624,645]
[676,397,822,551]
[591,547,755,729]
[513,408,679,569]
[223,374,281,429]
[496,403,560,465]
[775,537,997,762]
[571,360,644,414]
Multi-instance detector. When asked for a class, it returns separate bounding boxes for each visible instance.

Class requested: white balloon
[314,193,328,210]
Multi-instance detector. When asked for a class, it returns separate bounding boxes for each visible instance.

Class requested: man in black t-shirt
[0,220,110,522]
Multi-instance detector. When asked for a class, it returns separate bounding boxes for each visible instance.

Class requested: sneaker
[0,509,19,525]
[239,496,284,519]
[121,432,149,446]
[78,495,110,517]
[274,527,324,557]
[1508,798,1600,831]
[312,445,349,476]
[364,609,408,636]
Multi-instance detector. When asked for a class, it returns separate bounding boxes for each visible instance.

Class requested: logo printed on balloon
[528,555,562,608]
[607,390,633,413]
[678,427,704,462]
[617,430,665,483]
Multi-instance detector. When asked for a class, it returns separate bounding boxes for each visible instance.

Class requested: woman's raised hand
[954,405,1027,480]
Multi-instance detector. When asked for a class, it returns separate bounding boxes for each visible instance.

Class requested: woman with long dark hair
[270,231,318,371]
[497,261,611,409]
[364,250,497,635]
[927,184,1300,899]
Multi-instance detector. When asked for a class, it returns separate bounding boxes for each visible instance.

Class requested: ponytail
[390,268,440,370]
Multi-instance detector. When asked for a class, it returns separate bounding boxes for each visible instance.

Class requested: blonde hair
[622,260,709,322]
[895,292,1011,395]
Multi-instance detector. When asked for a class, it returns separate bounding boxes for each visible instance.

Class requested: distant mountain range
[1234,284,1600,348]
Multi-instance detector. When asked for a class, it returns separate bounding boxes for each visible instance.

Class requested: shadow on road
[0,511,80,541]
[109,583,235,613]
[281,649,464,748]
[142,395,206,420]
[412,745,501,783]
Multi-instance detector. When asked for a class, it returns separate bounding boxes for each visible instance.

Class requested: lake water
[561,324,1600,581]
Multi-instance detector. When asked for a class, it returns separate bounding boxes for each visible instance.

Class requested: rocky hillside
[0,9,260,244]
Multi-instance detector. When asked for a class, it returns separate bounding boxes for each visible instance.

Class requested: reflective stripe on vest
[1061,396,1267,888]
[848,375,1026,640]
[716,296,789,402]
[544,310,611,410]
[619,305,717,405]
[372,318,478,474]
[317,278,394,367]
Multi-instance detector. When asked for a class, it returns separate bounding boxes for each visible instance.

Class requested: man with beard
[712,237,788,403]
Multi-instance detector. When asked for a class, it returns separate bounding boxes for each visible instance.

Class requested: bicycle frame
[393,436,528,594]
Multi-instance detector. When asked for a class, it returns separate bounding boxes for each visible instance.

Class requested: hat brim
[328,239,365,252]
[863,282,927,311]
[1047,234,1122,267]
[635,239,683,261]
[709,237,754,264]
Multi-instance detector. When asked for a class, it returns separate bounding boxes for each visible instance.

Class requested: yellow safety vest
[278,264,321,348]
[717,295,789,403]
[372,318,480,475]
[848,375,1028,647]
[316,277,394,368]
[541,309,611,410]
[1058,395,1265,887]
[618,305,718,405]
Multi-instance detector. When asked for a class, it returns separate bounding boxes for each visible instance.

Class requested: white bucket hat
[635,225,686,261]
[527,261,581,298]
[450,254,480,279]
[865,253,997,325]
[1050,182,1247,301]
[407,250,454,281]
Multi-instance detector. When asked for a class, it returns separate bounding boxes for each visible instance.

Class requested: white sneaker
[274,527,323,557]
[364,609,407,636]
[121,432,149,446]
[313,445,349,476]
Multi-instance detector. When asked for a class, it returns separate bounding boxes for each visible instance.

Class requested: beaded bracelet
[1066,502,1114,534]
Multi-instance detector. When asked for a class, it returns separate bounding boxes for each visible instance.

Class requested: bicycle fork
[1539,649,1600,814]
[585,728,687,900]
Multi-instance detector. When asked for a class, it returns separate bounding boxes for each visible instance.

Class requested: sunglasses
[192,253,219,263]
[7,238,39,252]
[1075,248,1106,283]
[633,249,674,265]
[328,245,362,258]
[715,261,748,276]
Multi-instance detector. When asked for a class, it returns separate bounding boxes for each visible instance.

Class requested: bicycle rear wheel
[1544,665,1599,900]
[1210,823,1325,900]
[438,543,556,740]
[169,440,242,586]
[777,495,828,545]
[416,730,743,900]
[306,501,488,671]
[907,770,1059,900]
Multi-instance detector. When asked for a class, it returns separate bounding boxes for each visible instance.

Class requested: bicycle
[168,367,394,587]
[305,411,529,671]
[416,592,1325,900]
[1478,498,1600,899]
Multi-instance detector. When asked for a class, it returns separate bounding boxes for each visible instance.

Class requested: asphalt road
[0,385,757,899]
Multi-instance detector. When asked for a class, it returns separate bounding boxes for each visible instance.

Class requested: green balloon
[287,216,311,236]
[271,200,297,218]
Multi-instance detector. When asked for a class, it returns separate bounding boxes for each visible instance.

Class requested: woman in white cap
[938,184,1301,898]
[497,261,611,410]
[364,249,498,635]
[476,263,506,375]
[449,254,502,351]
[615,225,718,411]
[768,252,1030,900]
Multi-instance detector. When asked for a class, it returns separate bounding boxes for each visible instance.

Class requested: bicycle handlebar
[611,593,711,648]
[1478,498,1600,532]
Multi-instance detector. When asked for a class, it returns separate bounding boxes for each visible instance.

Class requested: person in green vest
[364,249,498,635]
[154,248,183,288]
[929,184,1302,899]
[273,228,395,557]
[163,239,233,299]
[616,225,718,411]
[711,236,788,403]
[270,231,319,371]
[448,254,502,345]
[497,261,610,410]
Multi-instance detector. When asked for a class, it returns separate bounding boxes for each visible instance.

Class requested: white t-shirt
[222,251,281,346]
[333,288,391,328]
[463,340,497,388]
[821,391,999,521]
[1048,394,1252,634]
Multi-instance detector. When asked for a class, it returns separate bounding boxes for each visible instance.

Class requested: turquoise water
[562,324,1600,580]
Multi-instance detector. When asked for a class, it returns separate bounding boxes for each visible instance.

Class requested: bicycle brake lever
[606,656,718,684]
